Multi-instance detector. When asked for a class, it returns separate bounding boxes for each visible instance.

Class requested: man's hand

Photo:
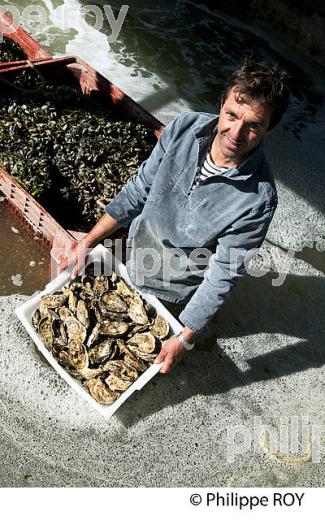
[56,212,121,279]
[154,336,186,374]
[57,237,90,279]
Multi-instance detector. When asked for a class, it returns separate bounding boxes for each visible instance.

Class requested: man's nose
[230,122,245,142]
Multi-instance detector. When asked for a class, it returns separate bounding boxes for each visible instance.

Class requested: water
[0,200,50,295]
[2,0,324,126]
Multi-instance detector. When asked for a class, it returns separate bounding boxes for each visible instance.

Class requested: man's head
[214,57,290,166]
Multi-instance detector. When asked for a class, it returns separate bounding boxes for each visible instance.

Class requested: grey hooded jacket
[106,111,277,333]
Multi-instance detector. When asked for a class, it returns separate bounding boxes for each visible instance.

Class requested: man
[59,57,289,375]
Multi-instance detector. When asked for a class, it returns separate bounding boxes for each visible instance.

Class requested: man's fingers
[159,354,174,374]
[71,263,79,280]
[57,254,68,270]
[154,350,166,364]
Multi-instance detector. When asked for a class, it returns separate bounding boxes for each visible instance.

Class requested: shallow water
[0,200,50,295]
[2,0,324,128]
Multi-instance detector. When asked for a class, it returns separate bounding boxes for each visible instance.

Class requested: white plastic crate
[15,244,182,419]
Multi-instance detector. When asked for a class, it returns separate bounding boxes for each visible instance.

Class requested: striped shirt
[191,150,229,190]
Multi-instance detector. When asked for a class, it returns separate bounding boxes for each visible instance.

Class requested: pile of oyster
[0,36,27,62]
[0,37,156,230]
[32,266,171,405]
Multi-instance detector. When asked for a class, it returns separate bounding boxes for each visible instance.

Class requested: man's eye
[226,112,235,119]
[250,123,260,130]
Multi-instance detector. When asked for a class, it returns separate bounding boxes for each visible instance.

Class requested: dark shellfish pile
[0,37,156,230]
[0,36,27,62]
[32,266,171,405]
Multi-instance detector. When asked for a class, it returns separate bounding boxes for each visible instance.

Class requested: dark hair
[221,57,290,130]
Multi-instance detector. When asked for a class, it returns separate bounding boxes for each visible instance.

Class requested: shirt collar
[191,113,265,181]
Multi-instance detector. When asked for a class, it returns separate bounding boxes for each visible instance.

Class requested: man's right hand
[57,237,91,279]
[56,212,122,279]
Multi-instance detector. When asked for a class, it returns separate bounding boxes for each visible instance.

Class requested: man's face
[214,86,272,165]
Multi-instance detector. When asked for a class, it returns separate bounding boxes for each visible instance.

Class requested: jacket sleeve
[179,202,277,334]
[105,116,181,227]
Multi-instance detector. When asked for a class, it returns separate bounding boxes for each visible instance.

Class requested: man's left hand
[154,336,186,374]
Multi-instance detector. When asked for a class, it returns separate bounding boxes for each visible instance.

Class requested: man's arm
[155,202,277,374]
[105,115,181,228]
[179,203,277,333]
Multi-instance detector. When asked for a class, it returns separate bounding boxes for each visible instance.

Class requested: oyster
[84,378,119,405]
[127,332,156,354]
[39,317,54,349]
[58,350,73,368]
[64,288,78,313]
[93,275,109,295]
[116,279,139,304]
[105,374,134,392]
[128,301,149,325]
[68,339,88,370]
[81,274,93,291]
[87,322,101,347]
[88,338,116,364]
[32,308,41,330]
[78,366,104,380]
[101,359,126,374]
[151,314,169,339]
[57,306,73,320]
[102,291,128,313]
[124,352,148,373]
[64,316,87,343]
[101,309,129,321]
[99,320,129,337]
[76,299,90,328]
[40,293,68,309]
[52,320,68,347]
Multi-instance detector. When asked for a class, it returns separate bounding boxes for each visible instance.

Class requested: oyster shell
[57,306,73,320]
[64,316,87,343]
[101,359,126,374]
[39,317,54,349]
[64,288,78,313]
[58,350,73,368]
[84,378,119,404]
[128,301,149,325]
[127,332,156,354]
[78,366,104,380]
[105,374,133,392]
[76,299,90,328]
[116,279,139,304]
[99,320,129,337]
[124,352,148,373]
[88,338,115,364]
[151,314,169,339]
[32,309,41,330]
[102,291,128,313]
[68,339,88,370]
[93,275,109,295]
[52,320,68,347]
[87,322,101,347]
[40,293,68,309]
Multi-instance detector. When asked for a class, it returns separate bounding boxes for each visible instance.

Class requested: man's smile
[223,134,245,151]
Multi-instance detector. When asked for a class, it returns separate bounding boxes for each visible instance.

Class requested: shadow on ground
[116,271,324,427]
